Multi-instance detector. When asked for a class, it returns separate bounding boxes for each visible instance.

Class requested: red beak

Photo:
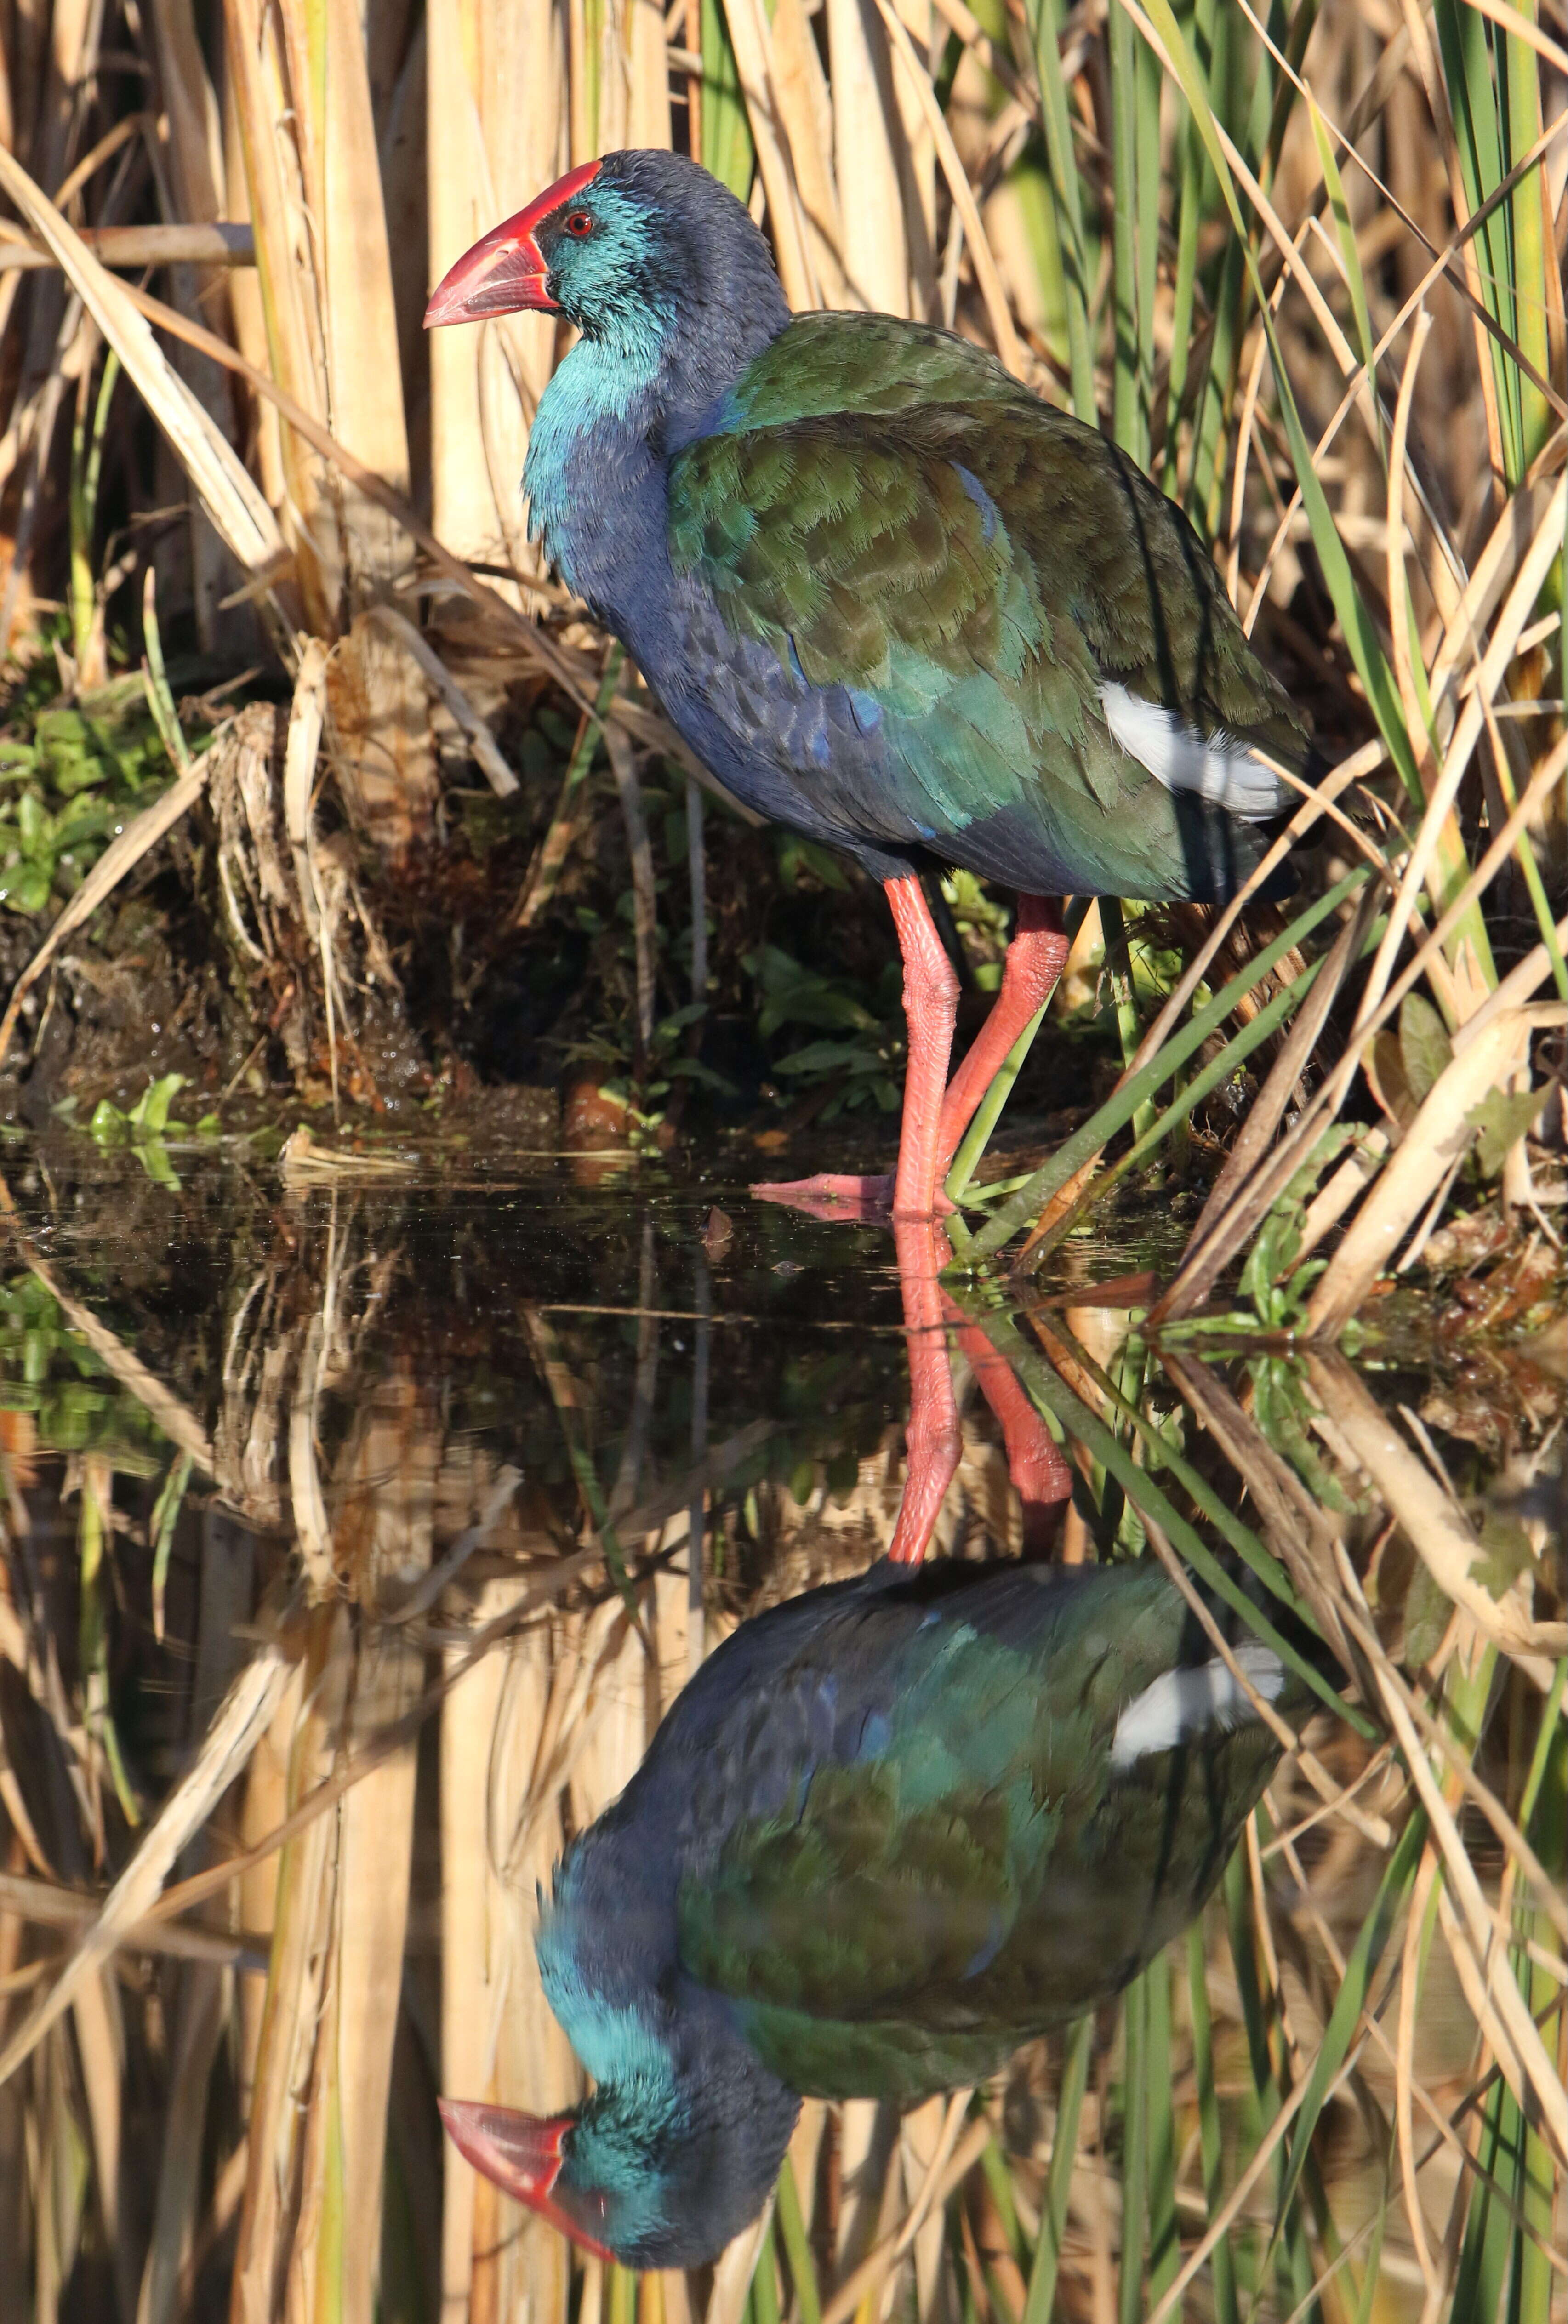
[424,159,604,327]
[438,2098,614,2261]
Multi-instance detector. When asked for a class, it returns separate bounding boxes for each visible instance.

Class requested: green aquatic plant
[84,1074,219,1187]
[744,943,906,1119]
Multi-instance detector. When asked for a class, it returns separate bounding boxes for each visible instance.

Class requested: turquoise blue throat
[523,302,676,588]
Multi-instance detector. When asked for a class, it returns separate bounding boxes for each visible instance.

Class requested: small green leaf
[127,1073,186,1134]
[53,755,109,797]
[4,862,55,914]
[1403,1558,1453,1667]
[1399,992,1454,1106]
[1466,1087,1545,1177]
[132,1139,181,1190]
[16,792,50,854]
[1474,1514,1534,1600]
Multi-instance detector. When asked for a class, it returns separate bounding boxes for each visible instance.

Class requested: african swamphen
[439,1554,1306,2267]
[427,151,1311,1219]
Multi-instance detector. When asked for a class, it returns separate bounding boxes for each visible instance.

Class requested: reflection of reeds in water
[0,1189,1562,2324]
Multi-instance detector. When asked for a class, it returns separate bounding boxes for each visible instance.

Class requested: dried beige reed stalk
[0,1647,289,2089]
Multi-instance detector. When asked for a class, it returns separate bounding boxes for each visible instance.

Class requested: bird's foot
[750,1172,894,1222]
[751,1173,957,1223]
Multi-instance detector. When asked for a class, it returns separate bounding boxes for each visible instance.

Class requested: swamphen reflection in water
[428,149,1327,2263]
[425,149,1312,1225]
[440,1284,1318,2267]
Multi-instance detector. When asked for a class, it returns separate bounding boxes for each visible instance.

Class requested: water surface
[0,1134,1557,2323]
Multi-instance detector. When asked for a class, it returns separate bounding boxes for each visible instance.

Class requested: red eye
[564,211,594,237]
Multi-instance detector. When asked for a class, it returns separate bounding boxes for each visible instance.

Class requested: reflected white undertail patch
[1100,683,1291,822]
[1110,1641,1285,1769]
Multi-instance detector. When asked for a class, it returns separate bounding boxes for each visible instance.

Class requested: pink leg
[884,1219,1071,1567]
[755,874,960,1223]
[944,1304,1072,1553]
[885,874,962,1218]
[886,1213,963,1564]
[754,893,1065,1221]
[934,895,1068,1180]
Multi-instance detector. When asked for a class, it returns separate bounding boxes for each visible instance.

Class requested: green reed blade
[1110,0,1142,460]
[1256,0,1319,193]
[1455,2066,1517,2324]
[980,2137,1027,2275]
[1485,744,1568,1002]
[707,0,757,200]
[150,1449,193,1647]
[1144,1954,1179,2305]
[1431,0,1523,478]
[1350,2187,1386,2324]
[1223,1846,1275,2114]
[1135,33,1162,461]
[1021,2016,1093,2324]
[750,2213,781,2324]
[609,2262,638,2324]
[1274,1809,1428,2234]
[1192,237,1247,537]
[1305,97,1380,446]
[1117,1969,1149,2324]
[141,572,191,775]
[1025,0,1098,424]
[775,2155,822,2324]
[1096,897,1142,1071]
[1186,1921,1241,2324]
[1163,0,1219,497]
[1161,88,1203,491]
[1501,1,1551,470]
[964,867,1368,1260]
[69,349,121,676]
[1512,1665,1566,2324]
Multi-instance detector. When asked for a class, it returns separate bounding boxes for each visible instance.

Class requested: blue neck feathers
[522,260,788,615]
[536,1810,802,2267]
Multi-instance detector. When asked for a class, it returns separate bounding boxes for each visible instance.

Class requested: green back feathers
[667,314,1310,899]
[673,1563,1280,2100]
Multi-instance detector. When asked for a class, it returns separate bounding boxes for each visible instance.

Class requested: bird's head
[439,2072,798,2270]
[439,1830,801,2269]
[424,150,787,368]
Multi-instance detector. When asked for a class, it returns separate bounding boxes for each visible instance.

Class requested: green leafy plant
[0,664,200,915]
[744,944,905,1117]
[0,1274,168,1465]
[86,1075,219,1187]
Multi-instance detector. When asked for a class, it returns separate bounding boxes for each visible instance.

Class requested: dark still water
[0,1137,1559,2324]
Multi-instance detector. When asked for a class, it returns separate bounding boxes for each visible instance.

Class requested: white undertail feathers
[1110,1641,1286,1770]
[1100,683,1293,822]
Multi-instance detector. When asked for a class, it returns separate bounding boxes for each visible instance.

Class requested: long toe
[750,1173,895,1222]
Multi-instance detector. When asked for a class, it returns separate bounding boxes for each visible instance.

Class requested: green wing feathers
[667,315,1310,897]
[673,1566,1277,2097]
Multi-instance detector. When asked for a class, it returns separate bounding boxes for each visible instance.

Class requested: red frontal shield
[424,160,604,327]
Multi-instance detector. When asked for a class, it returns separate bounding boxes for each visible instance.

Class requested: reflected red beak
[439,2098,614,2262]
[424,159,604,327]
